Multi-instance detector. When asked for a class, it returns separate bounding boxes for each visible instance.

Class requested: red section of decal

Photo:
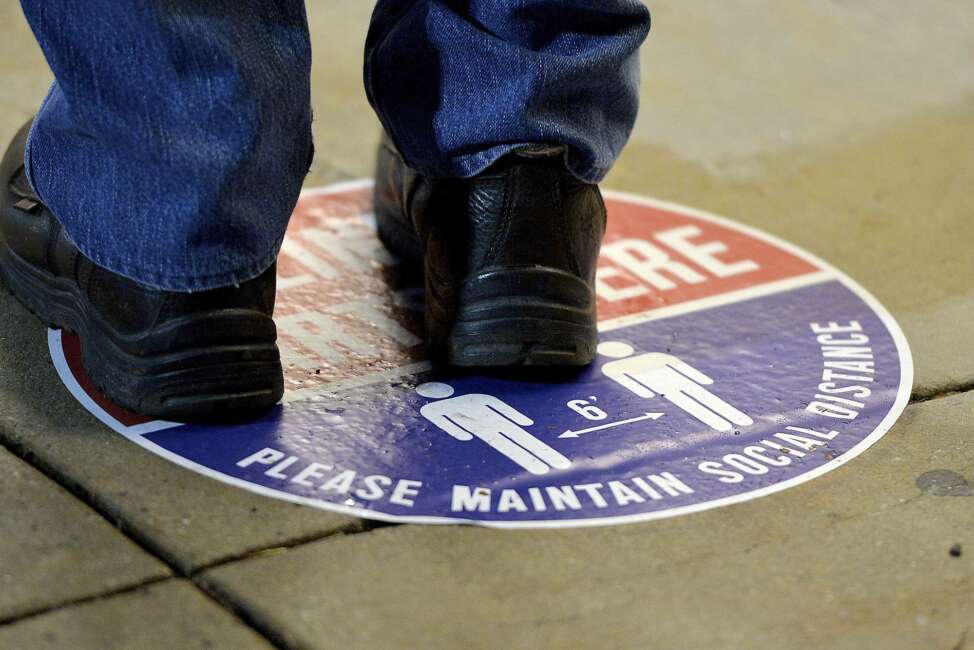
[595,199,820,321]
[273,188,426,393]
[61,332,153,427]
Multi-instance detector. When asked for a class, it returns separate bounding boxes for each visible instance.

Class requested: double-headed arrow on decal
[559,412,664,439]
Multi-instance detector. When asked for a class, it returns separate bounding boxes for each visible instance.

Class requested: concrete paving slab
[635,1,974,181]
[201,390,974,649]
[0,299,357,574]
[0,446,168,622]
[0,579,274,650]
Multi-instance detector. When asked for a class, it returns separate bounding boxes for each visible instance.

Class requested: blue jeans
[21,0,650,291]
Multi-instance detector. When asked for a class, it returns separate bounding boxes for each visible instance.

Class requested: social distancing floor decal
[49,181,913,527]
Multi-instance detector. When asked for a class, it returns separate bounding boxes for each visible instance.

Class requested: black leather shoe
[374,136,605,366]
[0,122,283,420]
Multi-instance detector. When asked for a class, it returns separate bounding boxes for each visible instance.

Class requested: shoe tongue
[513,143,567,159]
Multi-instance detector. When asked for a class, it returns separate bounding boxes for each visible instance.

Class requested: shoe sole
[375,199,597,367]
[0,242,283,421]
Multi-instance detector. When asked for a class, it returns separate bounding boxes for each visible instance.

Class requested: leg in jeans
[0,0,314,418]
[20,0,313,291]
[367,1,650,366]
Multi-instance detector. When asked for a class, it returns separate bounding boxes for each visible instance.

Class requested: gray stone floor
[1,2,972,648]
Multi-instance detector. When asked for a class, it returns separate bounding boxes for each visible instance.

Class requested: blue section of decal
[145,280,901,521]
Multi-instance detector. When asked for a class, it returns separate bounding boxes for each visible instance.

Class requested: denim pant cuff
[388,140,607,185]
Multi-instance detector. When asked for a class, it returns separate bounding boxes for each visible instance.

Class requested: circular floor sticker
[49,181,912,527]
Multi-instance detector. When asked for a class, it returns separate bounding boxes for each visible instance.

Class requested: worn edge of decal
[48,180,915,529]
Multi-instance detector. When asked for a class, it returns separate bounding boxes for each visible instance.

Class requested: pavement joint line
[0,432,286,649]
[911,380,974,404]
[0,575,174,628]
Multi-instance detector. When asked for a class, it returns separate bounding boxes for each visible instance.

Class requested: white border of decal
[49,181,914,529]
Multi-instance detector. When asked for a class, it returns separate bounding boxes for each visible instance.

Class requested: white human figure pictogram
[416,382,571,475]
[598,341,753,433]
